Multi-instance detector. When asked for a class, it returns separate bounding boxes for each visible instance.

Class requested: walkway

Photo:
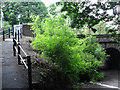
[0,41,2,90]
[1,39,28,89]
[90,70,120,90]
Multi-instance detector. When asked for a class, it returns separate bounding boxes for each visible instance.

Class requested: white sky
[41,0,61,7]
[41,0,98,7]
[41,0,109,7]
[41,0,113,15]
[41,0,97,7]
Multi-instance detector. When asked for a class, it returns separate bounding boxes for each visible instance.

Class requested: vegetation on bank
[30,15,108,84]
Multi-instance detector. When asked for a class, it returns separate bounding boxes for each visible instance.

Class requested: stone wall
[22,23,34,37]
[95,34,120,51]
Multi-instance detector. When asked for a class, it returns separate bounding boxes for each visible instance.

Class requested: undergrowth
[30,15,108,85]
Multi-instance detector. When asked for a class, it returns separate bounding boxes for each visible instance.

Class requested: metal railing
[13,30,32,89]
[0,28,13,41]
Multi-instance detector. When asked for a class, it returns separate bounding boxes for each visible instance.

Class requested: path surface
[88,69,120,90]
[0,42,2,90]
[99,70,119,87]
[2,39,28,89]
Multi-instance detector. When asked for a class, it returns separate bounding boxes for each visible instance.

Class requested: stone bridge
[94,34,120,69]
[94,34,120,51]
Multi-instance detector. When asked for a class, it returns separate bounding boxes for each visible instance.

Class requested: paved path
[0,42,2,90]
[2,39,28,89]
[89,69,120,90]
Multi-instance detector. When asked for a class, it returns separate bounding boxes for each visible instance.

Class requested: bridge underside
[104,48,120,70]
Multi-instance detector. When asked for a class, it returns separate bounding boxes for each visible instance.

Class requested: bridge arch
[104,47,120,70]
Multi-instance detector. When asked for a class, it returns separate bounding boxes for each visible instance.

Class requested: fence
[13,30,32,89]
[0,27,23,41]
[0,28,13,41]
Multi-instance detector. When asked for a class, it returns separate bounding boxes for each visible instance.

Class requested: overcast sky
[41,0,99,7]
[41,0,60,7]
[41,0,113,15]
[41,0,119,7]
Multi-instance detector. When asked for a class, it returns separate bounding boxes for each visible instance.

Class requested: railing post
[18,30,19,42]
[13,26,14,37]
[9,28,10,38]
[3,30,5,41]
[20,28,22,38]
[20,32,22,38]
[15,32,17,40]
[27,56,32,89]
[13,38,16,56]
[13,38,14,55]
[18,43,20,64]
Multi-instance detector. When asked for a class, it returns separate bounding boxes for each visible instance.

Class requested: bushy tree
[31,15,107,82]
[0,21,11,30]
[2,1,48,26]
[49,4,57,17]
[60,1,117,33]
[93,21,111,34]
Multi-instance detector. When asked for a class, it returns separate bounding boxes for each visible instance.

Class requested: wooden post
[105,42,106,48]
[13,38,16,56]
[20,33,22,38]
[9,28,10,38]
[13,27,14,37]
[18,30,19,42]
[27,56,32,89]
[3,30,5,41]
[13,38,14,56]
[20,28,22,38]
[15,32,17,40]
[18,43,20,64]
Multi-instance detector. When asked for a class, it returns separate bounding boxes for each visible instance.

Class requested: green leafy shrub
[31,16,107,83]
[29,15,43,35]
[2,21,11,30]
[82,36,107,62]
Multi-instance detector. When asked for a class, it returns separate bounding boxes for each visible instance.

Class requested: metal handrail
[14,39,19,45]
[14,46,18,53]
[5,33,9,35]
[13,31,32,89]
[19,54,28,69]
[4,29,9,31]
[1,28,13,41]
[19,45,28,57]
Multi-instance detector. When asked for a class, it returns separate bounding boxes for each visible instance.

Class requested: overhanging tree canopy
[60,1,118,33]
[2,1,48,26]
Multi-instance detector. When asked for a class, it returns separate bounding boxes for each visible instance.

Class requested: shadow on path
[2,39,28,89]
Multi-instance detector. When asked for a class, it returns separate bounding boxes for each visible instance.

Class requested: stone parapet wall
[95,34,120,51]
[22,23,34,37]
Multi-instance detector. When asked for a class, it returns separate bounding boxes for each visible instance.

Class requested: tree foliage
[2,1,48,26]
[0,21,11,30]
[49,4,57,17]
[93,21,111,34]
[31,15,107,82]
[60,1,117,33]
